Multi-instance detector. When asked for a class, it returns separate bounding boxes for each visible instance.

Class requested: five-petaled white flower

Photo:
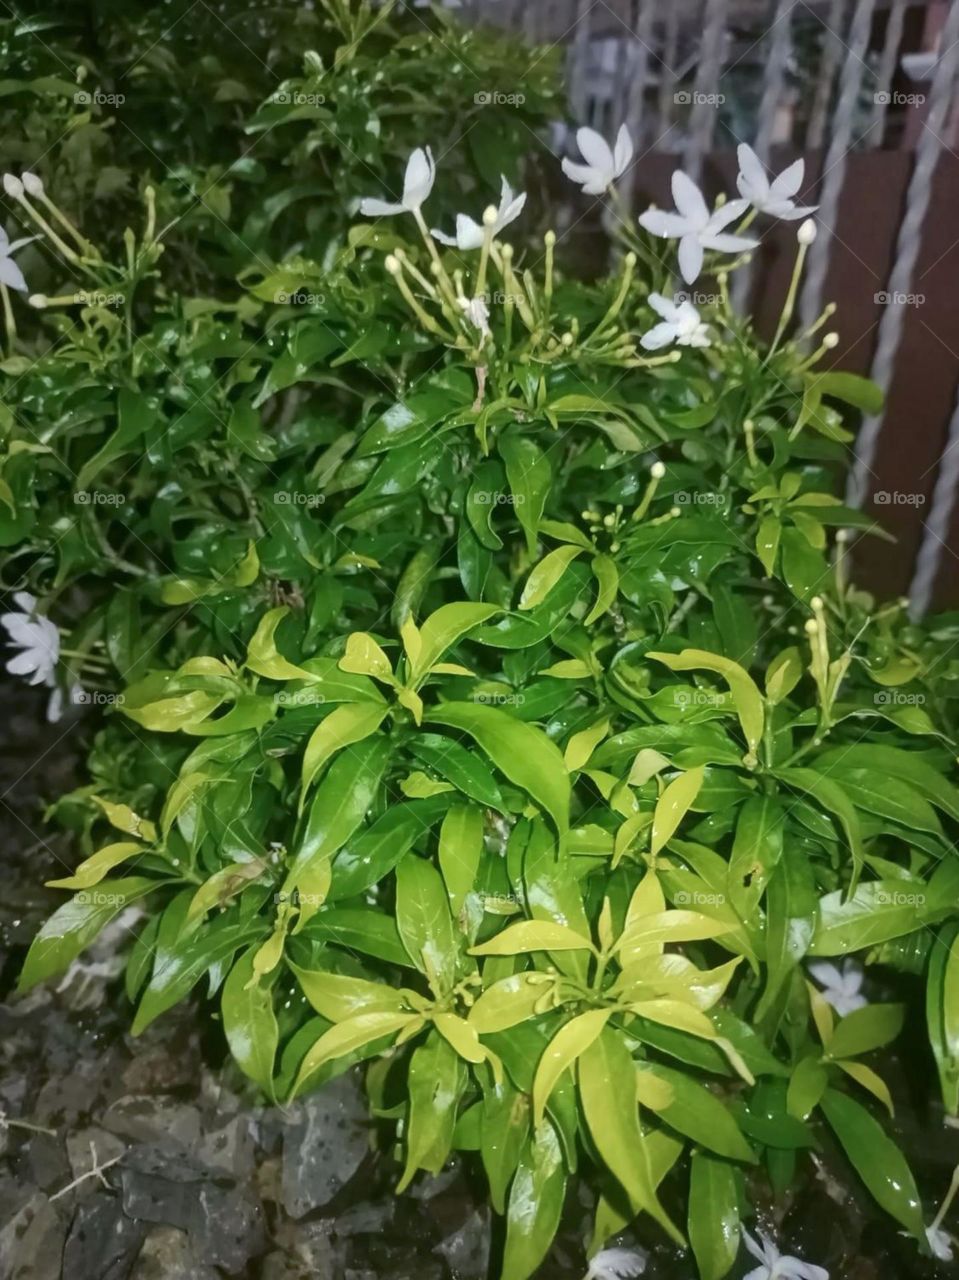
[742,1228,828,1280]
[927,1225,954,1262]
[737,144,818,221]
[2,591,60,686]
[808,959,867,1017]
[0,225,36,293]
[432,175,526,249]
[562,124,633,195]
[583,1245,647,1280]
[360,147,436,217]
[638,171,758,285]
[640,292,711,350]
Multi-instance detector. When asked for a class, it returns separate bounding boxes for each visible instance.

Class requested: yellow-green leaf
[651,766,704,856]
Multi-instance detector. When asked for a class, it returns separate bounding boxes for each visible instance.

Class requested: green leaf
[395,855,459,993]
[651,766,704,856]
[300,702,389,800]
[19,877,156,991]
[643,1063,754,1161]
[470,973,552,1033]
[755,841,817,1019]
[813,371,884,415]
[285,736,392,926]
[500,434,551,557]
[471,920,595,956]
[755,514,781,576]
[728,796,784,917]
[647,650,764,757]
[826,1004,905,1060]
[927,924,959,1114]
[502,1120,566,1280]
[578,1027,685,1245]
[688,1151,741,1280]
[482,1079,529,1213]
[290,1012,419,1097]
[777,767,864,892]
[427,702,570,835]
[46,841,147,891]
[533,1009,611,1126]
[585,553,619,625]
[398,1030,466,1190]
[289,965,410,1020]
[820,1088,924,1237]
[222,949,279,1099]
[439,804,484,918]
[786,1055,829,1120]
[246,606,312,680]
[407,601,500,682]
[780,526,827,602]
[519,544,585,610]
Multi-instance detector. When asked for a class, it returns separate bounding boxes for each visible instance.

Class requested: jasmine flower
[360,147,436,217]
[741,1228,828,1280]
[2,591,59,685]
[432,175,526,249]
[562,124,633,195]
[640,292,711,350]
[638,171,758,284]
[583,1245,646,1280]
[736,144,818,220]
[0,225,37,292]
[808,959,867,1016]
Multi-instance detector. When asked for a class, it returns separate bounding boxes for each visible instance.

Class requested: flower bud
[3,173,23,198]
[650,461,665,480]
[384,254,401,275]
[797,218,817,245]
[823,332,839,349]
[482,204,499,228]
[28,294,47,308]
[21,172,43,197]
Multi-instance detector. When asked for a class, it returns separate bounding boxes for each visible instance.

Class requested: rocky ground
[1,679,958,1280]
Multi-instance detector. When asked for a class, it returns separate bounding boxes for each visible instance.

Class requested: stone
[102,1096,201,1151]
[129,1226,220,1280]
[0,1191,65,1280]
[434,1206,491,1280]
[280,1076,370,1216]
[61,1193,145,1280]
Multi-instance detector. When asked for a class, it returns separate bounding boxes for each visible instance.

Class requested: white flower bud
[797,218,817,245]
[482,204,499,228]
[650,461,665,480]
[384,254,401,275]
[3,173,24,198]
[28,294,48,309]
[804,619,819,635]
[810,595,823,610]
[21,172,43,197]
[823,332,839,349]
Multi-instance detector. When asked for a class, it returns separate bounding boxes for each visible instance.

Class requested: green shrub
[5,11,959,1279]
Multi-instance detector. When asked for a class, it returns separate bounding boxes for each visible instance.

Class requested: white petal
[638,209,690,238]
[769,158,805,200]
[497,191,526,232]
[678,234,704,284]
[562,158,605,194]
[47,685,63,723]
[742,1270,768,1280]
[0,256,27,292]
[6,235,38,255]
[768,202,819,220]
[647,292,679,321]
[613,123,634,177]
[576,126,614,176]
[640,322,678,350]
[455,214,485,250]
[671,171,709,225]
[430,226,457,246]
[737,143,769,199]
[742,1228,775,1266]
[700,231,759,253]
[808,961,843,989]
[359,197,406,217]
[7,648,42,676]
[708,198,750,231]
[784,1258,829,1280]
[12,591,36,612]
[403,146,435,208]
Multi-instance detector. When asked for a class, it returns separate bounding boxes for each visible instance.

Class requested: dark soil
[1,679,957,1280]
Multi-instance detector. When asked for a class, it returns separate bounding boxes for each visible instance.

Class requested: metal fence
[456,0,959,614]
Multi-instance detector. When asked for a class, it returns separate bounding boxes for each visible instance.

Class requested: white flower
[927,1225,954,1262]
[808,959,867,1017]
[2,591,59,686]
[0,225,37,293]
[742,1228,828,1280]
[583,1246,647,1280]
[432,175,526,249]
[562,124,633,195]
[459,294,491,337]
[638,171,758,284]
[736,144,818,221]
[640,292,711,350]
[360,147,435,217]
